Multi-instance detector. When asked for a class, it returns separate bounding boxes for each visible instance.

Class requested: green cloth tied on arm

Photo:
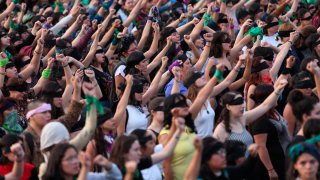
[41,68,51,79]
[214,69,224,81]
[85,95,105,114]
[112,29,120,45]
[244,27,263,43]
[12,0,20,4]
[9,20,18,30]
[0,58,9,67]
[202,12,214,27]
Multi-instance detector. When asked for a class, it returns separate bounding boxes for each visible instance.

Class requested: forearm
[70,105,97,150]
[193,43,210,71]
[144,32,159,59]
[270,42,291,82]
[113,84,132,126]
[0,3,15,22]
[82,35,99,67]
[0,68,5,89]
[187,42,201,61]
[176,21,193,35]
[167,19,181,28]
[50,15,74,35]
[159,71,171,90]
[171,79,180,95]
[258,146,274,170]
[184,149,201,180]
[137,20,152,50]
[99,27,116,48]
[284,0,298,18]
[92,79,103,100]
[123,1,141,27]
[146,44,170,74]
[6,159,24,180]
[61,21,80,39]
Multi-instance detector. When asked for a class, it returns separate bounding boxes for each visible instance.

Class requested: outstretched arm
[82,25,103,67]
[184,138,202,180]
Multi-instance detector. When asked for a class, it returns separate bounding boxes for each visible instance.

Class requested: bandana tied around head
[85,95,105,115]
[244,27,263,43]
[26,103,52,120]
[3,111,23,134]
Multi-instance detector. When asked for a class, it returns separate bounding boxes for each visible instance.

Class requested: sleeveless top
[125,105,149,134]
[228,126,253,148]
[194,100,215,138]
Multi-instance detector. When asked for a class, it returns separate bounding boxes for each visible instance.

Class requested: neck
[63,175,74,180]
[268,30,277,36]
[93,63,102,70]
[29,121,43,136]
[0,46,7,51]
[300,176,317,180]
[148,120,163,132]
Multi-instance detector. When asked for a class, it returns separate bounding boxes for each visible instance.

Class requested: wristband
[85,95,105,114]
[0,58,9,67]
[282,67,292,75]
[12,0,20,4]
[9,20,18,30]
[229,25,235,30]
[147,16,153,21]
[41,68,51,79]
[244,27,263,43]
[202,12,214,27]
[214,69,224,81]
[102,1,112,9]
[112,36,120,45]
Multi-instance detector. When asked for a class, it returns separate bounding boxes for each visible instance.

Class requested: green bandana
[2,111,23,134]
[202,12,214,27]
[244,27,263,43]
[85,95,104,114]
[0,58,9,67]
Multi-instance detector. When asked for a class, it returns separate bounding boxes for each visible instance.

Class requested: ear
[226,104,231,111]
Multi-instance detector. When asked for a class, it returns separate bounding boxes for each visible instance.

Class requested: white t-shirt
[114,65,126,78]
[125,105,149,134]
[194,100,215,138]
[141,144,163,180]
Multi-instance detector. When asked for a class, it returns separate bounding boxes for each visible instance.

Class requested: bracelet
[41,68,51,79]
[34,50,41,55]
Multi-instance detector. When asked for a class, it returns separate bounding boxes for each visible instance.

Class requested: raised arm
[184,138,202,180]
[84,69,103,100]
[284,0,299,18]
[228,52,252,91]
[193,33,213,71]
[244,79,288,125]
[19,29,47,81]
[82,25,103,67]
[122,0,142,27]
[306,60,320,98]
[270,32,299,82]
[0,3,15,22]
[184,35,201,62]
[61,15,83,39]
[32,57,55,95]
[231,0,247,11]
[116,75,133,135]
[70,83,98,150]
[143,22,160,60]
[142,57,168,105]
[137,11,153,50]
[5,143,24,180]
[170,66,181,95]
[189,67,222,120]
[146,36,172,74]
[151,116,184,164]
[235,19,253,45]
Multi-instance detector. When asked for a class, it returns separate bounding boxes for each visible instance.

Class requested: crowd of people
[0,0,319,179]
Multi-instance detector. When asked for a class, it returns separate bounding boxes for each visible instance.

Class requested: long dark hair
[109,135,137,170]
[163,94,196,133]
[210,32,229,58]
[218,91,242,133]
[43,143,78,180]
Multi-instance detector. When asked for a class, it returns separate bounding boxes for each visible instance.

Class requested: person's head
[0,98,17,126]
[44,144,80,180]
[264,15,279,36]
[127,76,145,106]
[122,0,135,11]
[5,77,28,100]
[92,47,106,66]
[288,90,320,123]
[126,51,148,74]
[40,122,70,154]
[288,143,320,180]
[118,34,137,58]
[210,32,231,58]
[236,9,250,25]
[163,93,196,132]
[160,27,180,44]
[291,71,314,96]
[175,54,193,74]
[0,134,22,164]
[300,57,319,72]
[13,54,31,72]
[148,97,165,124]
[298,8,313,27]
[250,84,274,108]
[224,140,246,166]
[183,70,206,102]
[201,137,226,172]
[27,100,52,129]
[5,62,18,78]
[306,33,320,58]
[253,46,274,65]
[278,23,295,43]
[131,129,155,157]
[217,13,229,33]
[109,135,141,169]
[0,31,11,50]
[303,118,320,139]
[218,92,244,133]
[40,81,64,108]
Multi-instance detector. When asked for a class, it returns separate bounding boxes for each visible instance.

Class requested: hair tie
[85,95,105,115]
